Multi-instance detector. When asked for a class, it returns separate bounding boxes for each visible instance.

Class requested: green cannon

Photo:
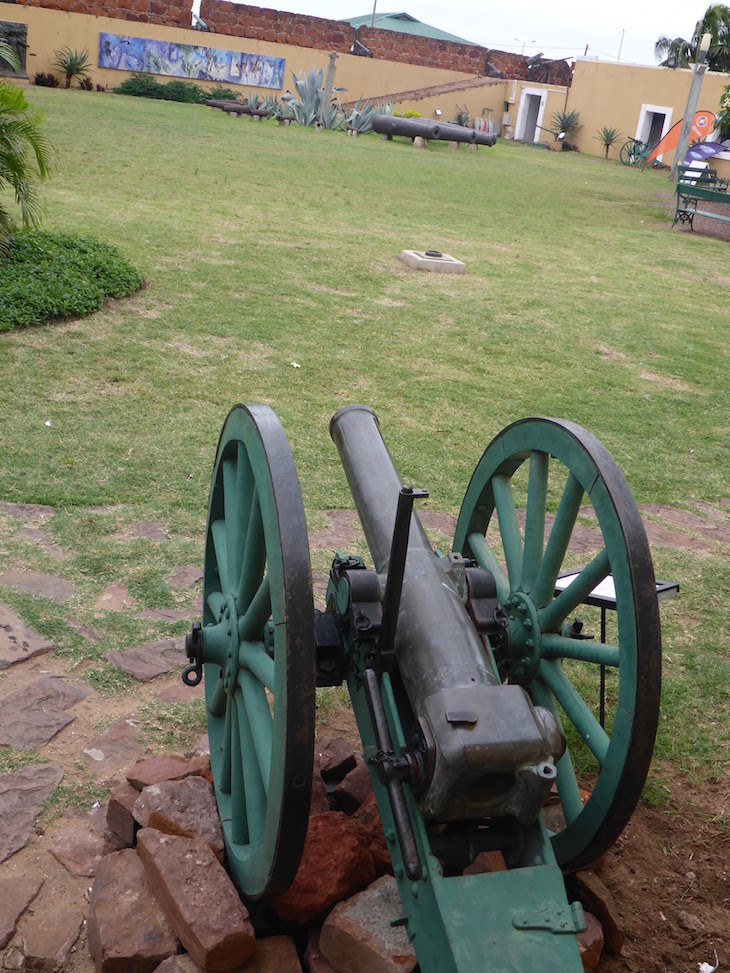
[183,403,661,972]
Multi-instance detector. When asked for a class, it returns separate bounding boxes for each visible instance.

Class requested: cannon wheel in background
[454,417,661,872]
[201,404,315,899]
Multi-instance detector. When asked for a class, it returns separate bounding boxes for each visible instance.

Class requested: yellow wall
[566,58,730,175]
[0,2,473,98]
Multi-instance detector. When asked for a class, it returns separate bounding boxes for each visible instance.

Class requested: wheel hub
[502,592,541,683]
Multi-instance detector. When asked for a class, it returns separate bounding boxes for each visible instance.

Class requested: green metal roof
[344,12,471,45]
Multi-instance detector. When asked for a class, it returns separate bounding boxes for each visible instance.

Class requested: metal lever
[363,667,422,881]
[378,485,428,671]
[182,621,205,686]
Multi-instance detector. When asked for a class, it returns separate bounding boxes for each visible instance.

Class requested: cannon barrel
[330,406,563,823]
[372,113,497,146]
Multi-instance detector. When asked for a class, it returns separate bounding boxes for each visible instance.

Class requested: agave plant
[53,47,92,88]
[594,125,622,159]
[319,100,344,130]
[376,101,395,116]
[346,97,376,133]
[246,91,262,110]
[550,109,581,140]
[261,93,281,118]
[282,67,324,127]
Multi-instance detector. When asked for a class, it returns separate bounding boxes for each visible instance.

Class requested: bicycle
[619,137,656,169]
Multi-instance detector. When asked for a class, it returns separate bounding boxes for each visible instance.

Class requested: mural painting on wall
[98,33,286,89]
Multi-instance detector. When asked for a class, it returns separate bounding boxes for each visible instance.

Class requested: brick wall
[12,0,571,85]
[198,1,571,85]
[15,0,190,28]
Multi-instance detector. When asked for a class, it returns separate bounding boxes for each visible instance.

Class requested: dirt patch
[639,371,694,393]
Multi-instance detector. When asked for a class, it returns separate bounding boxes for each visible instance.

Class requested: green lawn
[1,87,728,785]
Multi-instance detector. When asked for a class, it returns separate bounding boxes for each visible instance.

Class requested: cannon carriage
[182,403,661,972]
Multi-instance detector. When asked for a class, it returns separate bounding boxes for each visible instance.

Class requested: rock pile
[57,738,624,972]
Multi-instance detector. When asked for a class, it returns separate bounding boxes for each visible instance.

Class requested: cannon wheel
[201,404,315,899]
[454,418,661,872]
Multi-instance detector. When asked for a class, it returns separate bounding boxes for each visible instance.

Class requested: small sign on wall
[98,33,285,89]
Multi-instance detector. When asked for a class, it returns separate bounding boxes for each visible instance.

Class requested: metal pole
[670,62,709,179]
[670,33,712,180]
[370,0,376,28]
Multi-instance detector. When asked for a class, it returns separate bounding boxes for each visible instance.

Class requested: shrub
[0,230,143,331]
[208,85,240,102]
[403,109,422,118]
[34,72,60,88]
[113,73,206,104]
[550,109,581,139]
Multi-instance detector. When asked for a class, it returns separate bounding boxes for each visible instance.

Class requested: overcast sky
[245,1,708,66]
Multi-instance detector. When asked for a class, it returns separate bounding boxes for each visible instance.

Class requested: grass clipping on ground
[0,230,143,331]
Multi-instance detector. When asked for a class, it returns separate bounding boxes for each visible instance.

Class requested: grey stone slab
[105,638,184,681]
[167,566,203,589]
[0,677,90,748]
[136,608,199,622]
[67,619,104,643]
[0,503,53,524]
[131,521,166,540]
[400,249,465,273]
[0,603,55,670]
[0,764,64,863]
[17,526,65,561]
[0,571,74,604]
[83,716,146,774]
[95,582,135,610]
[20,905,85,969]
[0,876,43,948]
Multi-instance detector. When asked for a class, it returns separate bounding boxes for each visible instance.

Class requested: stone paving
[0,496,728,968]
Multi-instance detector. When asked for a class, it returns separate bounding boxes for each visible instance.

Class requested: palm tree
[0,73,55,254]
[656,3,730,71]
[52,47,92,88]
[0,39,20,73]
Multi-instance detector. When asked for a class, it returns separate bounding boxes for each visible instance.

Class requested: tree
[656,4,730,71]
[0,67,55,254]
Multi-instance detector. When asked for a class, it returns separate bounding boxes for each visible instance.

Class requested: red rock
[0,603,54,669]
[152,957,201,973]
[310,756,330,816]
[133,777,224,861]
[20,905,84,969]
[245,936,302,971]
[270,812,375,924]
[127,754,202,790]
[136,828,256,970]
[351,793,391,876]
[50,803,126,877]
[578,912,604,973]
[462,850,507,875]
[305,929,340,973]
[88,848,179,972]
[316,737,357,782]
[108,782,140,845]
[0,876,43,948]
[570,869,624,954]
[320,875,417,973]
[333,762,373,814]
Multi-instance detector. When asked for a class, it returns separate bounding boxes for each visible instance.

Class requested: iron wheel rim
[202,403,315,899]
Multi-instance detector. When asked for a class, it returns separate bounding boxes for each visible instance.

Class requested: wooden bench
[677,165,729,192]
[673,183,730,230]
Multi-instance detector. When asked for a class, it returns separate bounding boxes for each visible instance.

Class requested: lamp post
[514,37,534,55]
[670,32,712,180]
